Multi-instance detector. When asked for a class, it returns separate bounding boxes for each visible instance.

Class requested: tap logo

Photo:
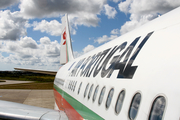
[62,30,66,45]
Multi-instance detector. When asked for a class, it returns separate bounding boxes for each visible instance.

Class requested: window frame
[77,82,82,94]
[98,86,106,105]
[92,85,99,102]
[70,81,74,90]
[128,92,142,120]
[73,81,77,92]
[106,88,114,109]
[68,81,71,89]
[88,84,94,100]
[84,83,89,98]
[115,90,125,114]
[148,96,166,120]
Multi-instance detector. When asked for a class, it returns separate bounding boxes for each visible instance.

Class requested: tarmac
[0,80,55,109]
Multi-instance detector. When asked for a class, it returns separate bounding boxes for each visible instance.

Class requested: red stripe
[53,89,83,120]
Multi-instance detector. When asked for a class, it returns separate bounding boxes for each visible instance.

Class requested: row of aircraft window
[67,81,166,120]
[68,81,77,92]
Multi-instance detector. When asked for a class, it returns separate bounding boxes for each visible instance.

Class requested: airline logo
[62,30,67,45]
[69,32,154,79]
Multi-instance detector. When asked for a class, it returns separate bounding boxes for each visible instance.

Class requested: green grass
[0,71,55,89]
[0,71,55,82]
[0,82,54,89]
[0,76,55,82]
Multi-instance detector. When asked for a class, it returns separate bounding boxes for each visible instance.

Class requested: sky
[0,0,180,71]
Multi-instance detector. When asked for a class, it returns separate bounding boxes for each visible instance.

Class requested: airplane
[1,6,180,120]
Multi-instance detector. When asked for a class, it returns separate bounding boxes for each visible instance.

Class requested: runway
[0,89,55,109]
[0,79,55,109]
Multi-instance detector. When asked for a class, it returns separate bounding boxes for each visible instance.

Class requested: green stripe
[54,84,104,120]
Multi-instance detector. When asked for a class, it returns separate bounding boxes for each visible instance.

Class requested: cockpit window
[78,82,82,94]
[106,88,114,109]
[93,85,99,102]
[149,96,166,120]
[84,83,89,98]
[129,93,141,120]
[115,90,125,114]
[88,84,94,99]
[98,87,106,105]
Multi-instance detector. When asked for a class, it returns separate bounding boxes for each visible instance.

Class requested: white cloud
[68,12,100,28]
[6,42,19,52]
[72,45,95,59]
[118,0,180,34]
[0,52,4,61]
[0,42,2,48]
[33,20,62,36]
[40,37,51,45]
[19,36,38,49]
[94,28,120,44]
[58,13,101,35]
[111,28,120,35]
[118,0,132,14]
[44,40,60,57]
[0,36,61,68]
[104,4,117,19]
[15,0,116,38]
[83,45,95,53]
[0,0,19,9]
[19,0,107,29]
[73,51,83,58]
[94,34,118,44]
[0,10,27,41]
[129,0,180,14]
[111,0,121,3]
[19,0,106,18]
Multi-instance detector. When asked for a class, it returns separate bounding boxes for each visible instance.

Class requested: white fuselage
[54,7,180,120]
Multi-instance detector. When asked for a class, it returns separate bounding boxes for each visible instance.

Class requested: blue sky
[0,0,180,71]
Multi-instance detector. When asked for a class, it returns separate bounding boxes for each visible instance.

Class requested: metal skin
[54,7,180,120]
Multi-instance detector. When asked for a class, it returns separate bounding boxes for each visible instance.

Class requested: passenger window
[149,96,166,120]
[68,81,71,89]
[88,84,94,99]
[78,82,82,94]
[115,90,125,114]
[93,85,99,102]
[98,87,106,105]
[73,81,77,92]
[129,93,141,120]
[84,83,89,97]
[69,81,72,90]
[106,88,114,109]
[70,81,73,90]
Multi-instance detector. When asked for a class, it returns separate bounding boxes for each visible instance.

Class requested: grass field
[0,82,54,89]
[0,71,55,89]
